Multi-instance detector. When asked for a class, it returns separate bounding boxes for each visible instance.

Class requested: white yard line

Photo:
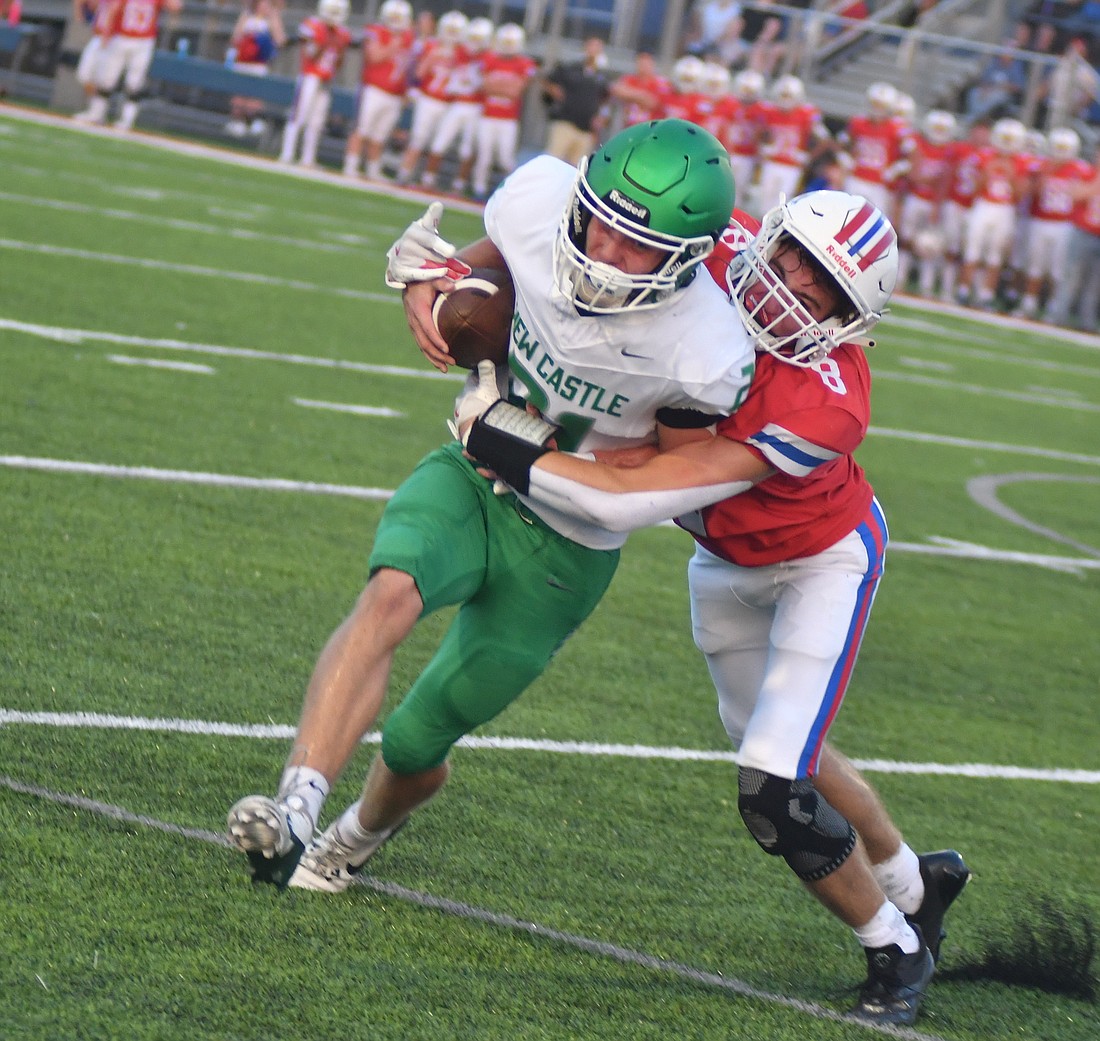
[107,354,214,374]
[293,397,405,418]
[1,711,1095,784]
[0,237,397,303]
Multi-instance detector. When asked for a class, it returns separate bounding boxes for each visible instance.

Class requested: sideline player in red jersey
[462,190,971,1029]
[78,0,181,130]
[278,0,353,167]
[838,81,914,219]
[939,120,990,302]
[1017,127,1094,319]
[471,22,537,200]
[957,116,1033,308]
[609,50,671,129]
[755,74,828,213]
[342,0,416,180]
[895,109,956,297]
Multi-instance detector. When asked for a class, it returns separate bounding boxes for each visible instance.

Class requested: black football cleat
[851,932,936,1027]
[907,849,972,962]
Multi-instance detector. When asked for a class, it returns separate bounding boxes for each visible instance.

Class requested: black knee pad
[737,767,856,882]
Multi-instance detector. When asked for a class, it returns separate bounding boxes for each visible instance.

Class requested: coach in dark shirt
[541,36,612,166]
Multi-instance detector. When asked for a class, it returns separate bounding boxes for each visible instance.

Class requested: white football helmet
[437,10,469,44]
[733,68,765,102]
[991,117,1027,154]
[379,0,412,31]
[922,109,957,145]
[465,16,494,51]
[772,74,805,110]
[702,62,732,98]
[867,81,899,117]
[673,55,705,93]
[493,22,525,56]
[317,0,348,26]
[1048,126,1081,160]
[727,191,899,365]
[892,92,915,123]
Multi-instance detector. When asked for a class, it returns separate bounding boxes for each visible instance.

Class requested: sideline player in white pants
[279,0,351,167]
[471,23,536,200]
[85,0,181,130]
[463,191,971,1029]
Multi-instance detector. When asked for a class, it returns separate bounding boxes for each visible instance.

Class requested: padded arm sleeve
[525,463,754,534]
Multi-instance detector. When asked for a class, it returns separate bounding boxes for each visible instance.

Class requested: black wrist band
[466,401,559,495]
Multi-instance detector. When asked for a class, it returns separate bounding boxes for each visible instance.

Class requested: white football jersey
[484,154,754,549]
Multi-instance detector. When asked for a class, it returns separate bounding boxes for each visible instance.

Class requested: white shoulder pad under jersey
[483,155,755,550]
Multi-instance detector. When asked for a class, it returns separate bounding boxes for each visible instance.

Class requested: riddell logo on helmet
[608,189,649,222]
[826,242,858,279]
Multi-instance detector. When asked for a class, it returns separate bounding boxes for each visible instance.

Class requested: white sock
[854,899,921,954]
[871,843,923,915]
[277,765,329,830]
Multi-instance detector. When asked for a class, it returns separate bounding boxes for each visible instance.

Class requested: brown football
[431,267,515,369]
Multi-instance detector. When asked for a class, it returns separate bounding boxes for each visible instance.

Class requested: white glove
[447,360,501,445]
[384,201,473,289]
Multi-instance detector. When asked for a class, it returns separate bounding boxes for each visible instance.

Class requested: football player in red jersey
[957,116,1034,308]
[278,0,353,167]
[1017,127,1094,319]
[939,120,990,302]
[609,50,671,128]
[471,23,537,200]
[755,75,829,213]
[838,82,914,220]
[342,0,416,180]
[464,190,971,1029]
[78,0,181,130]
[895,109,956,297]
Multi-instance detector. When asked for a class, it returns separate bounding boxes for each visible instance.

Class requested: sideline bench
[0,23,42,95]
[144,50,356,152]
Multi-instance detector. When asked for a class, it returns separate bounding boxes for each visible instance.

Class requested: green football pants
[369,442,620,774]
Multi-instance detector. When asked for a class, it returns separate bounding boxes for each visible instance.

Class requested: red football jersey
[844,114,911,185]
[976,151,1033,205]
[719,98,767,158]
[690,208,875,566]
[298,16,352,81]
[906,134,952,202]
[759,103,822,166]
[1030,157,1094,220]
[116,0,165,39]
[360,23,415,93]
[480,51,536,119]
[614,71,672,126]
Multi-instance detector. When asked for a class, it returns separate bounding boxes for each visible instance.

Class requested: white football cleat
[226,794,312,888]
[289,816,407,893]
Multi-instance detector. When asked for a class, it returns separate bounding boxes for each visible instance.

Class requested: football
[431,267,515,369]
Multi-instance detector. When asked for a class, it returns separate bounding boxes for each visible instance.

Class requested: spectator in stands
[1,0,21,24]
[225,0,287,139]
[1028,0,1092,57]
[540,36,611,167]
[741,0,790,76]
[1038,35,1100,127]
[965,31,1030,122]
[683,0,744,63]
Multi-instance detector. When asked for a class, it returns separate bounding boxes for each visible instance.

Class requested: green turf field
[1,110,1097,1041]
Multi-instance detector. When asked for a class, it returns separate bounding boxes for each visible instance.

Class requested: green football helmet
[553,118,736,313]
